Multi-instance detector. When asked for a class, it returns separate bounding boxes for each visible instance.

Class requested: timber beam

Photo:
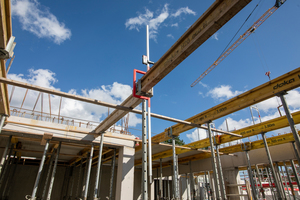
[93,0,252,134]
[0,0,12,116]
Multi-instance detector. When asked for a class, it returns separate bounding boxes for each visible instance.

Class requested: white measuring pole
[146,25,153,184]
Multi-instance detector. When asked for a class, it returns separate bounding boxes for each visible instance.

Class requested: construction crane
[190,0,286,87]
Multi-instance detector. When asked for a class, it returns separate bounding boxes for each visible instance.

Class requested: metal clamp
[132,69,153,99]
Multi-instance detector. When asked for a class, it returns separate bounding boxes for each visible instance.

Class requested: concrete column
[115,146,135,200]
[223,168,242,200]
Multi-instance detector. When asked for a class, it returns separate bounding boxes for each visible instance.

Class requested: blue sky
[7,0,300,144]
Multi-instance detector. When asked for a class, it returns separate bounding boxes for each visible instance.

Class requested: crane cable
[218,0,262,59]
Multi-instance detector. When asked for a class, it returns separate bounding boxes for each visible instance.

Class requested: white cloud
[218,117,252,132]
[171,7,196,18]
[207,85,244,100]
[186,128,207,142]
[8,69,141,129]
[167,34,174,39]
[11,0,71,44]
[125,4,196,41]
[212,32,219,41]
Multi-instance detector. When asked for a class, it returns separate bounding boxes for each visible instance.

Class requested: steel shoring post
[0,115,7,134]
[0,135,11,176]
[266,167,276,200]
[81,155,89,198]
[186,173,190,200]
[253,169,260,198]
[159,158,163,199]
[204,171,210,200]
[41,150,56,200]
[109,148,116,200]
[261,132,283,199]
[214,144,227,200]
[278,92,300,155]
[2,151,16,199]
[290,159,300,190]
[83,144,94,200]
[97,162,103,198]
[76,158,83,198]
[291,142,300,166]
[189,160,195,200]
[280,165,291,200]
[207,122,221,200]
[244,150,258,200]
[275,162,287,200]
[6,156,20,199]
[0,143,13,191]
[171,132,179,199]
[141,99,148,200]
[94,134,104,200]
[167,176,170,200]
[46,141,61,200]
[284,162,296,199]
[31,139,50,199]
[255,165,265,199]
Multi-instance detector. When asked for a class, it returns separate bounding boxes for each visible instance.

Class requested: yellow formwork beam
[150,67,300,144]
[135,111,300,166]
[149,132,299,168]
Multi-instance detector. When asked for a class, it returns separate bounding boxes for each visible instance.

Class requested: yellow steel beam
[150,67,300,145]
[94,0,252,134]
[135,111,300,165]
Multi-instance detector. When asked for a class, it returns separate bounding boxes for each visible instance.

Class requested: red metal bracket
[133,69,149,100]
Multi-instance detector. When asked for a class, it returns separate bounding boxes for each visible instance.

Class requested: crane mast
[190,1,286,87]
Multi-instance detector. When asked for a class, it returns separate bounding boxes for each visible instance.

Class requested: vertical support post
[31,139,50,199]
[81,155,89,198]
[167,176,170,200]
[109,148,116,200]
[204,171,210,200]
[284,162,296,199]
[41,149,56,200]
[94,134,104,199]
[255,165,265,199]
[275,162,287,200]
[171,131,179,199]
[46,141,61,200]
[0,143,13,190]
[186,173,190,200]
[291,142,300,165]
[265,167,276,200]
[261,132,283,199]
[0,115,7,134]
[69,164,76,198]
[141,99,148,200]
[279,165,291,200]
[290,159,300,190]
[159,158,163,199]
[83,144,94,200]
[189,160,195,200]
[278,92,300,155]
[244,150,258,200]
[215,144,227,200]
[207,122,221,200]
[0,135,11,175]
